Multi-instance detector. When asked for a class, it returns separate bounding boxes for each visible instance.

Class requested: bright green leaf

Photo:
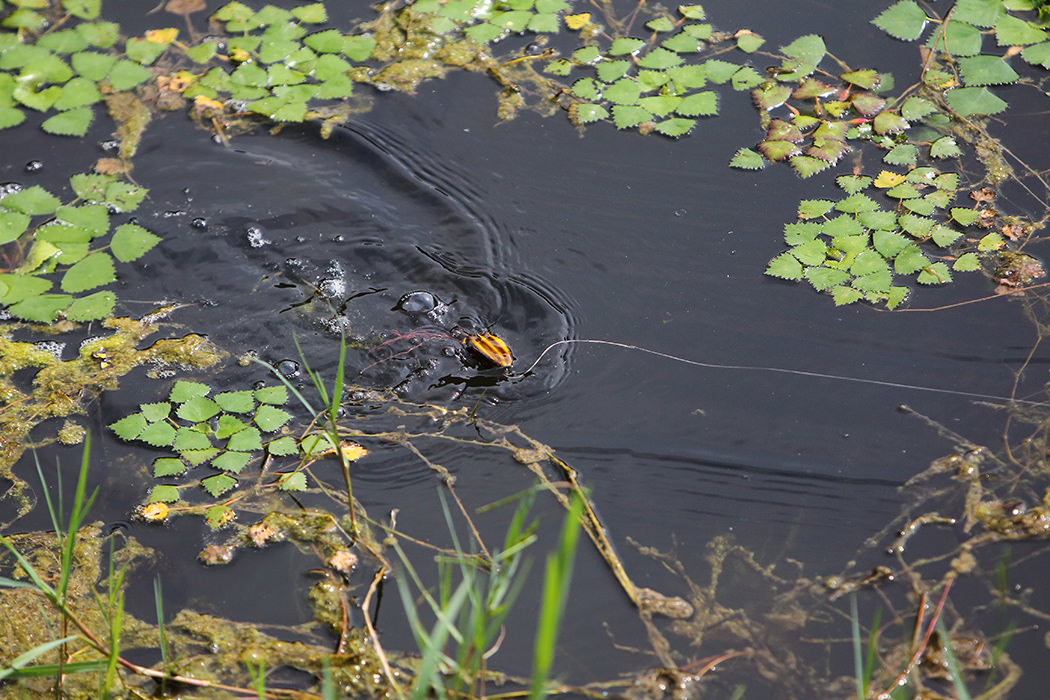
[872,0,928,41]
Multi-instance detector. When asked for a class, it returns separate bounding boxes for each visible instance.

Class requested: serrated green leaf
[7,293,70,322]
[676,90,717,116]
[836,175,872,195]
[873,229,910,257]
[153,457,186,478]
[0,211,31,245]
[662,32,700,53]
[645,17,675,33]
[107,59,153,91]
[929,136,962,159]
[110,223,160,262]
[894,244,929,273]
[174,427,211,451]
[58,252,113,294]
[255,404,292,432]
[953,0,1004,27]
[978,232,1005,251]
[637,48,683,70]
[1022,41,1050,69]
[0,273,52,305]
[267,436,298,456]
[736,32,764,53]
[602,78,640,105]
[254,385,288,404]
[901,95,936,121]
[201,473,238,497]
[959,55,1019,86]
[780,34,825,77]
[177,396,222,422]
[951,207,980,226]
[147,484,180,504]
[899,213,935,237]
[917,261,952,284]
[104,182,147,212]
[851,249,890,276]
[930,224,962,246]
[139,401,170,422]
[930,21,983,56]
[798,199,835,219]
[110,412,148,440]
[125,37,168,65]
[872,0,928,41]
[789,155,832,178]
[41,106,94,136]
[836,194,879,213]
[214,390,255,413]
[212,451,251,473]
[789,238,828,266]
[205,504,235,528]
[1,185,60,215]
[595,59,631,83]
[729,147,764,170]
[608,37,646,56]
[139,421,176,447]
[292,2,327,23]
[995,14,1047,45]
[227,427,262,452]
[831,285,864,305]
[342,35,375,62]
[852,269,893,292]
[573,103,609,124]
[277,472,307,491]
[953,252,982,271]
[804,266,851,291]
[945,86,1008,116]
[655,117,694,137]
[53,76,101,110]
[884,143,918,166]
[215,414,248,439]
[181,448,219,466]
[170,380,210,402]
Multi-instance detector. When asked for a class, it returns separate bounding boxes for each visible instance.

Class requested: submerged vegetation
[1,0,1050,698]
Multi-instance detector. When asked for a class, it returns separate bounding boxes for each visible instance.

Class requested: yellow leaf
[873,170,906,188]
[139,502,170,522]
[463,332,514,368]
[565,13,591,29]
[978,232,1004,251]
[145,28,178,44]
[340,441,368,461]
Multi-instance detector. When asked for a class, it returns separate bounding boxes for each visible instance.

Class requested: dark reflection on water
[2,0,1050,693]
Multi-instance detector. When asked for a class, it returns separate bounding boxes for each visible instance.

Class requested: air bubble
[191,217,208,229]
[246,226,271,247]
[277,359,300,378]
[24,160,43,172]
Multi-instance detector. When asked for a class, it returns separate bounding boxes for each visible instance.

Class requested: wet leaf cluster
[0,172,156,323]
[0,312,225,523]
[765,168,992,308]
[109,377,371,528]
[550,4,763,136]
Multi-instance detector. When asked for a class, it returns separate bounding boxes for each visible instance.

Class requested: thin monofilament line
[516,339,1050,408]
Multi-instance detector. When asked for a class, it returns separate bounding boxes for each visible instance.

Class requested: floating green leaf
[41,106,94,136]
[953,252,982,271]
[147,484,180,504]
[1,185,60,215]
[930,21,983,56]
[572,103,609,124]
[255,404,293,432]
[945,86,1008,115]
[177,396,222,422]
[212,451,251,473]
[107,59,153,91]
[110,223,161,262]
[959,55,1019,85]
[139,421,177,447]
[729,147,764,170]
[254,385,288,404]
[994,14,1047,45]
[872,0,928,41]
[951,207,980,225]
[916,261,952,284]
[170,380,210,402]
[60,252,115,293]
[201,473,238,497]
[215,390,256,413]
[267,436,299,456]
[953,0,1004,27]
[766,253,804,280]
[0,211,31,244]
[110,412,148,441]
[174,427,211,452]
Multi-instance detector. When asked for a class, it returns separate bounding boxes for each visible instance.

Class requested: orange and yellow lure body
[461,331,514,368]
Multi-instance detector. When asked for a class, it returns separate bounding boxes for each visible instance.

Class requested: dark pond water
[3,0,1050,695]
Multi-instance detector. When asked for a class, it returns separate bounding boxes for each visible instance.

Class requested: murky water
[3,0,1049,694]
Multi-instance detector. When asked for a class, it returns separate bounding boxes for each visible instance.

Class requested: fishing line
[515,339,1050,408]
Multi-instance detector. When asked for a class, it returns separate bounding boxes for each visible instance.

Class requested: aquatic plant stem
[874,577,954,700]
[363,566,404,699]
[518,339,1050,407]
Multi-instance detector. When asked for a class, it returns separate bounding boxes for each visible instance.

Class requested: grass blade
[0,636,79,680]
